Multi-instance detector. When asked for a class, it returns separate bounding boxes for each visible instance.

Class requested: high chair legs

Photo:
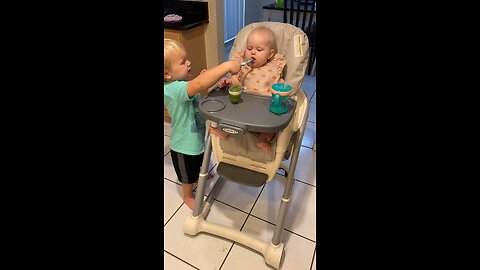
[272,130,302,245]
[184,114,308,269]
[192,134,212,217]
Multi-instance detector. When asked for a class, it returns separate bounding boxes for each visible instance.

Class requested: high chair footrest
[217,162,268,187]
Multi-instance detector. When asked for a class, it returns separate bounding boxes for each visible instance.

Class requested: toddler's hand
[200,69,207,74]
[228,49,244,74]
[229,57,242,75]
[231,49,244,59]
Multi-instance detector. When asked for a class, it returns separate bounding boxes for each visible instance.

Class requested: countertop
[164,1,209,31]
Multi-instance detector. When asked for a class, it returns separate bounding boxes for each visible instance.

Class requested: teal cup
[269,83,292,114]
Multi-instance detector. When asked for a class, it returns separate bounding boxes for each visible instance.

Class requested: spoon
[241,58,253,66]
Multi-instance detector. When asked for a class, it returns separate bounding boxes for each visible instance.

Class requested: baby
[216,26,286,153]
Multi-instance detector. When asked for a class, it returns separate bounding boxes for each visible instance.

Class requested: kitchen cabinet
[164,25,208,123]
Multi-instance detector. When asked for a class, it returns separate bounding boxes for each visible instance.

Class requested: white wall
[224,0,244,42]
[184,0,225,69]
[244,0,272,25]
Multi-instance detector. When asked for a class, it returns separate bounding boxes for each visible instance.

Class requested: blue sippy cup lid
[272,83,292,92]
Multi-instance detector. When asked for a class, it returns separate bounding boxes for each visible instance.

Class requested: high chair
[183,22,310,269]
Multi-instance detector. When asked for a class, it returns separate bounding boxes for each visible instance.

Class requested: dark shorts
[170,150,204,184]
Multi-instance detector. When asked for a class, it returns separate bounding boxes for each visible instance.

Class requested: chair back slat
[307,1,315,32]
[279,0,316,76]
[295,0,301,27]
[289,0,294,25]
[301,0,308,30]
[282,1,316,32]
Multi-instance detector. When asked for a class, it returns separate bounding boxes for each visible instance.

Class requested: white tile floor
[164,75,316,270]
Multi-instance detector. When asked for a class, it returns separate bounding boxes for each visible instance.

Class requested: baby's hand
[218,77,232,88]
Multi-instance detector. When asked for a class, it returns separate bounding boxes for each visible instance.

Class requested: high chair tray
[200,87,297,133]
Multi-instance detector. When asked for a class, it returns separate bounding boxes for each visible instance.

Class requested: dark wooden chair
[282,0,316,76]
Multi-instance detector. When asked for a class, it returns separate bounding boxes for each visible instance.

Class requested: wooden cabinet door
[164,30,181,42]
[164,26,207,123]
[164,27,206,81]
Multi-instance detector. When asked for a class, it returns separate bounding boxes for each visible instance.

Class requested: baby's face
[244,32,274,68]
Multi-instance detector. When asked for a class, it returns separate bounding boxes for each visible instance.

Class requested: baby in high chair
[213,26,287,153]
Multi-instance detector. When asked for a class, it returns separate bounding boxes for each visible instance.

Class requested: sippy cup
[269,83,292,114]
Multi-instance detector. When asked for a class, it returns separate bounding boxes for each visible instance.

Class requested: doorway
[224,0,245,59]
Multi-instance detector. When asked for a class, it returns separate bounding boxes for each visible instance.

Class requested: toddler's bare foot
[256,141,272,153]
[183,196,196,210]
[209,126,229,139]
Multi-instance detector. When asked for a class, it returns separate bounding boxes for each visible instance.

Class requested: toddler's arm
[187,59,241,97]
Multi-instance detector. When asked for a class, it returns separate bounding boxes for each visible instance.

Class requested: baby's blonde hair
[164,38,185,72]
[248,26,277,53]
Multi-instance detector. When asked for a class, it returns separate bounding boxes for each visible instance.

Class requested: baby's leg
[256,132,275,153]
[209,125,229,139]
[259,132,275,142]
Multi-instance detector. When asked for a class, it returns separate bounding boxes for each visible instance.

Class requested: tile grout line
[164,250,201,270]
[212,198,317,244]
[164,165,316,240]
[164,201,183,227]
[309,246,316,270]
[218,180,267,270]
[274,171,316,188]
[246,212,317,244]
[164,90,316,265]
[164,177,180,186]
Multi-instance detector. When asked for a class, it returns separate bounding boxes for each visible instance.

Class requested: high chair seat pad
[220,131,277,162]
[229,22,309,95]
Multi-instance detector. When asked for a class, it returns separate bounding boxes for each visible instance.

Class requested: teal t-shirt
[164,80,206,155]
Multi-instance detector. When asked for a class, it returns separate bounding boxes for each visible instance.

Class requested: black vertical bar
[301,0,308,30]
[307,0,315,33]
[295,0,300,27]
[289,0,294,24]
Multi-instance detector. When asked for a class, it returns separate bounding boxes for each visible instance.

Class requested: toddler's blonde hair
[164,38,185,72]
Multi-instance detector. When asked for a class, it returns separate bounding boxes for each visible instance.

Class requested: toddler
[216,26,286,153]
[164,38,241,210]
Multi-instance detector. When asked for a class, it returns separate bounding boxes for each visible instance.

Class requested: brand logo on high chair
[294,34,303,58]
[221,128,239,135]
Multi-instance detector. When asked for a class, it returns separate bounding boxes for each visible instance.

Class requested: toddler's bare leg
[182,183,196,210]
